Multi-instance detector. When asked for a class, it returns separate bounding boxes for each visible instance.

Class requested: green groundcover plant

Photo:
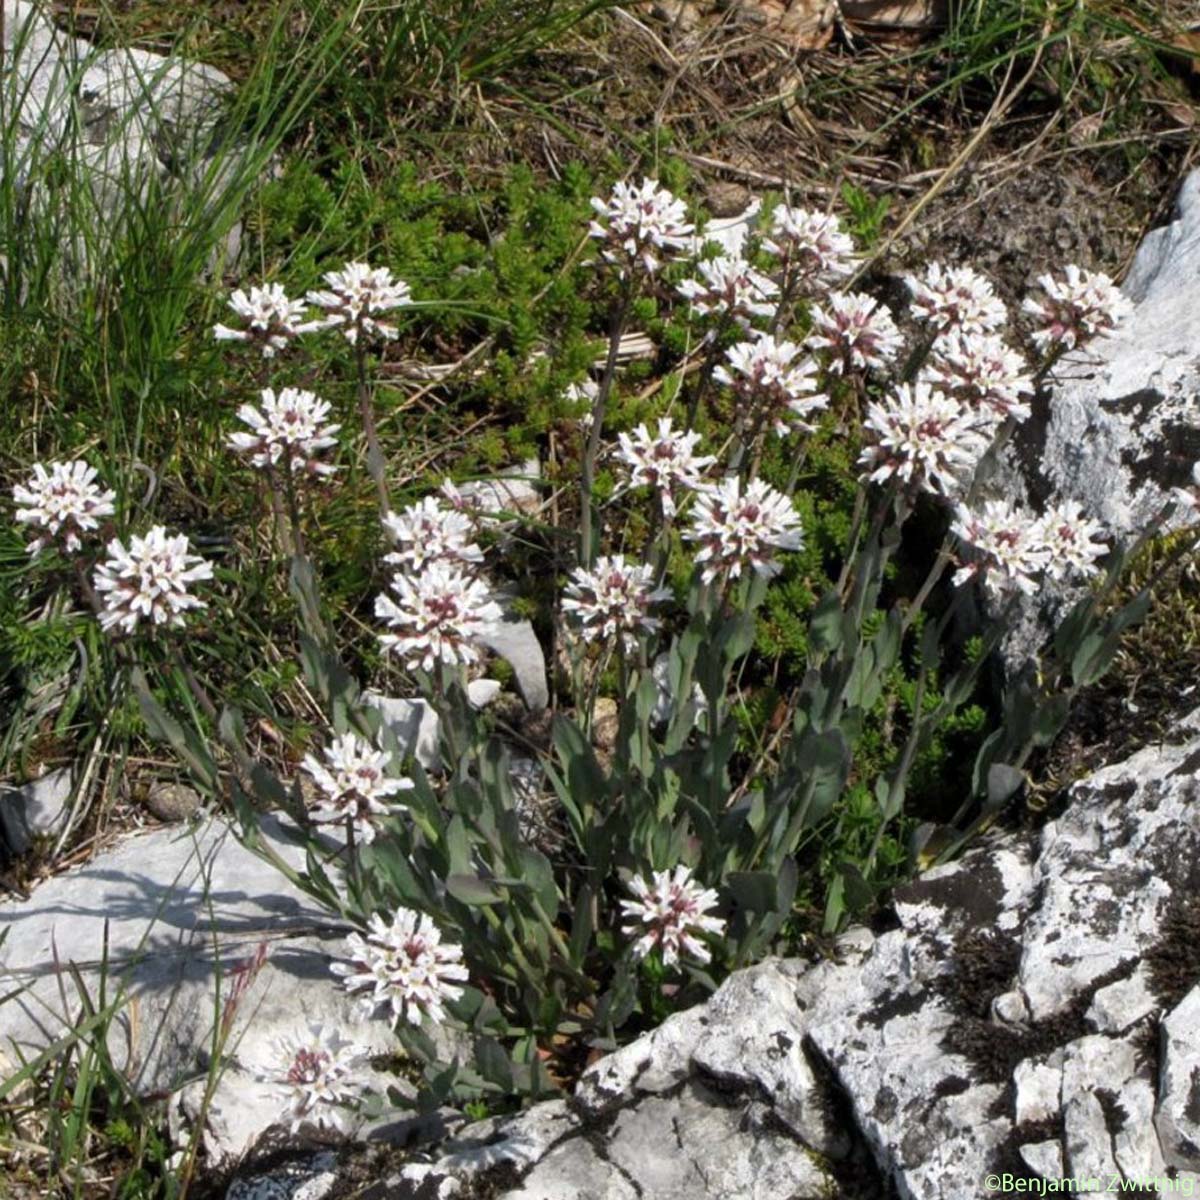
[9,177,1192,1131]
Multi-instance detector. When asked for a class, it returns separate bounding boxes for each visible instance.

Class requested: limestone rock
[0,815,393,1164]
[0,766,73,855]
[2,0,242,281]
[992,167,1200,669]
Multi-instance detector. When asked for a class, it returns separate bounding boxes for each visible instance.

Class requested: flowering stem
[263,465,294,557]
[345,814,362,904]
[581,278,636,568]
[281,461,308,562]
[355,335,391,515]
[900,541,954,638]
[684,312,733,433]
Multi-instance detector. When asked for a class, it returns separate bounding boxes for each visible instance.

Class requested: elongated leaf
[131,668,217,790]
[727,870,790,914]
[809,588,844,655]
[473,1036,514,1091]
[446,874,505,906]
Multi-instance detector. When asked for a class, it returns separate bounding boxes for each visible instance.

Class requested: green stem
[581,279,637,567]
[355,334,390,515]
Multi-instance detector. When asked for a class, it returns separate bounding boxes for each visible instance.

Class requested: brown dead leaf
[755,0,838,50]
[840,0,947,30]
[1170,29,1200,75]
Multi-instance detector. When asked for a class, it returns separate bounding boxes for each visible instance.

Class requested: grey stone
[502,1137,638,1200]
[0,815,393,1164]
[990,167,1200,670]
[1012,1057,1061,1126]
[457,459,542,519]
[2,0,242,282]
[0,766,73,855]
[363,691,442,772]
[1020,1140,1064,1180]
[602,1081,831,1200]
[144,780,203,823]
[1157,985,1200,1173]
[225,1151,339,1200]
[478,602,548,713]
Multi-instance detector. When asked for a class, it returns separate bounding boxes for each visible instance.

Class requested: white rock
[1020,1140,1064,1179]
[363,691,441,771]
[0,815,398,1165]
[0,766,73,855]
[690,200,762,258]
[1157,985,1200,1173]
[478,600,549,713]
[2,0,240,281]
[987,168,1200,670]
[457,459,541,518]
[1087,965,1158,1034]
[1013,1057,1062,1126]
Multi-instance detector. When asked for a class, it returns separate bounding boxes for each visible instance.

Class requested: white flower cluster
[859,382,989,498]
[376,560,502,674]
[589,177,694,274]
[620,864,726,967]
[212,261,412,355]
[307,262,413,344]
[212,284,330,358]
[951,498,1108,597]
[685,477,804,584]
[563,555,673,650]
[906,263,1007,336]
[302,731,413,843]
[715,333,828,436]
[808,291,903,374]
[614,418,715,519]
[93,526,212,635]
[921,331,1034,424]
[333,907,468,1026]
[762,205,855,286]
[254,1021,366,1132]
[13,461,115,556]
[382,493,483,573]
[1022,265,1132,351]
[677,254,778,324]
[228,387,341,477]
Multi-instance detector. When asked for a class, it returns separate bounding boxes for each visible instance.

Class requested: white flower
[859,383,988,497]
[563,555,673,650]
[307,262,412,344]
[684,477,804,583]
[382,497,483,573]
[615,419,715,518]
[13,460,116,556]
[589,178,694,274]
[332,908,468,1026]
[1021,264,1133,352]
[619,865,726,967]
[807,292,903,373]
[714,333,828,436]
[93,527,212,635]
[951,500,1051,597]
[227,387,341,477]
[375,562,503,673]
[212,283,326,357]
[905,263,1007,335]
[1035,500,1108,581]
[922,331,1034,424]
[301,732,413,844]
[762,206,855,285]
[677,254,778,324]
[254,1021,365,1132]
